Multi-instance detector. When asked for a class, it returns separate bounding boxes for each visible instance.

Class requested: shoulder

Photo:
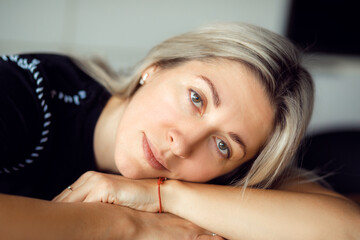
[0,53,79,175]
[0,53,75,92]
[0,53,90,85]
[0,54,65,111]
[1,53,108,104]
[0,53,72,72]
[0,53,109,182]
[0,55,47,174]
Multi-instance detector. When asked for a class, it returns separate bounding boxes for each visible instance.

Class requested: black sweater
[0,53,111,200]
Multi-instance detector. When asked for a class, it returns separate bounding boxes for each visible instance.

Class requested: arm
[161,180,360,240]
[0,194,218,240]
[0,193,134,239]
[55,171,360,239]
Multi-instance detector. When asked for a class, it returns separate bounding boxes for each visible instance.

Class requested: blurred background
[0,0,359,135]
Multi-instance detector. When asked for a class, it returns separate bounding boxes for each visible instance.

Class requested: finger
[197,234,224,240]
[61,171,118,203]
[52,171,97,202]
[54,184,89,202]
[59,179,97,202]
[68,171,98,190]
[52,186,73,202]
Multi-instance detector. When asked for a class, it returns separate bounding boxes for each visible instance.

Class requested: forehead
[170,59,275,157]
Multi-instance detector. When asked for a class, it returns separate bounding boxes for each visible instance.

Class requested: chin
[115,162,144,179]
[121,171,143,179]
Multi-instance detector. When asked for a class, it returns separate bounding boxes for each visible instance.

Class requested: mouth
[142,133,168,171]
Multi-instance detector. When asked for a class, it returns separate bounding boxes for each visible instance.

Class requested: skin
[54,59,360,239]
[93,59,275,182]
[0,193,222,240]
[53,172,360,239]
[1,58,238,240]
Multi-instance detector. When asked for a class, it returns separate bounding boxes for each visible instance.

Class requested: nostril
[170,136,174,142]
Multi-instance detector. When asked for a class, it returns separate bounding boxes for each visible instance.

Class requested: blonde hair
[74,22,314,189]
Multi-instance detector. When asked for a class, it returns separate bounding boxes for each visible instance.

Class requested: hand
[53,171,224,239]
[130,210,224,240]
[53,171,160,212]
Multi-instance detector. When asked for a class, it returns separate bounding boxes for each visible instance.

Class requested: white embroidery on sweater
[51,89,87,106]
[0,54,89,174]
[1,55,51,174]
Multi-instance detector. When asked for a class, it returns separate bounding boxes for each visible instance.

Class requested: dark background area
[286,0,360,55]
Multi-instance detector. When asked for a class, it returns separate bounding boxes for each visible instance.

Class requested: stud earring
[139,73,148,85]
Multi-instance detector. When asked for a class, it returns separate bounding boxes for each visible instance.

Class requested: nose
[167,127,208,158]
[167,128,190,158]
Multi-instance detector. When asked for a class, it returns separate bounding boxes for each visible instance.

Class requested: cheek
[178,150,222,182]
[118,85,178,131]
[140,87,190,132]
[183,164,220,182]
[113,84,184,175]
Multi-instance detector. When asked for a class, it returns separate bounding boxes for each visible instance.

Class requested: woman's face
[114,59,274,182]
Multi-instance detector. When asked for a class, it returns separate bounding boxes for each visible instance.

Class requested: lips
[142,133,168,171]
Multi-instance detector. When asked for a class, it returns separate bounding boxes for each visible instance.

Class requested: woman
[1,22,359,239]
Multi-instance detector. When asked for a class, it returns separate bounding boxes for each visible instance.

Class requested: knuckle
[191,235,201,240]
[101,178,114,189]
[181,236,192,240]
[91,174,114,190]
[89,171,104,181]
[83,170,96,178]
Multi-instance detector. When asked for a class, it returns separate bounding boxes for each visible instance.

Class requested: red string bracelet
[157,177,167,213]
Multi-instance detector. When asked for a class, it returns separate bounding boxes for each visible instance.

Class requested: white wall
[0,0,290,68]
[1,0,359,134]
[305,55,360,134]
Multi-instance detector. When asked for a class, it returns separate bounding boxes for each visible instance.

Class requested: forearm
[162,181,360,240]
[0,194,137,240]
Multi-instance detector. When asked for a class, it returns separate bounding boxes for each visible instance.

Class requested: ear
[140,64,159,83]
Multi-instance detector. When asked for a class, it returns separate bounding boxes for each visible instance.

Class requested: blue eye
[216,138,230,158]
[190,89,203,109]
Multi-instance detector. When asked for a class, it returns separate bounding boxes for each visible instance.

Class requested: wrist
[161,179,184,214]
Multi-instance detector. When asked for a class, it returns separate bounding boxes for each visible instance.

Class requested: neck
[93,95,129,173]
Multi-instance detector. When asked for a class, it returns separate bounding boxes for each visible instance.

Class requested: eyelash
[189,89,203,112]
[189,89,231,159]
[215,137,231,159]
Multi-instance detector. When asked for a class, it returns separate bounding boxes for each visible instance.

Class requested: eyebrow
[196,75,247,156]
[229,132,247,156]
[197,74,221,107]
